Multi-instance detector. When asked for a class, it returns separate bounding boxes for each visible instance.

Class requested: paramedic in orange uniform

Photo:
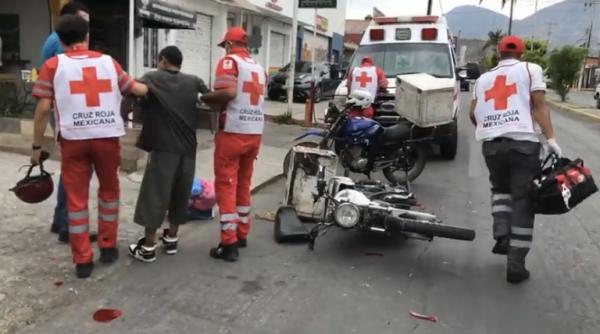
[201,27,267,262]
[31,15,147,278]
[346,56,388,118]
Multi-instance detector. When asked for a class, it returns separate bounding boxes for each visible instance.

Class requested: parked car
[268,61,344,102]
[594,84,600,109]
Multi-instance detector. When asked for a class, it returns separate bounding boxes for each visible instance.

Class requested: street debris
[93,308,123,323]
[408,272,414,278]
[364,252,384,257]
[53,280,64,287]
[361,283,371,288]
[68,288,78,295]
[397,290,403,295]
[255,211,276,222]
[409,311,438,323]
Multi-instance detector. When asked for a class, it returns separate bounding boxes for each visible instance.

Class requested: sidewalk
[263,99,329,123]
[547,94,600,121]
[0,123,302,334]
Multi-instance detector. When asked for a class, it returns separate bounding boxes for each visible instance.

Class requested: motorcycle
[283,91,429,184]
[306,164,475,250]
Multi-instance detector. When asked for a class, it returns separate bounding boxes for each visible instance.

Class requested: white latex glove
[547,138,563,157]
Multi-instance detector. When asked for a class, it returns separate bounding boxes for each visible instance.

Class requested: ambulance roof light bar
[373,16,439,25]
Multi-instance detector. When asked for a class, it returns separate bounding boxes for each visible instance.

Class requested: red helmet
[10,162,54,204]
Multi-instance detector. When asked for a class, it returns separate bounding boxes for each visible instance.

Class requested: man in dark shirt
[129,46,209,263]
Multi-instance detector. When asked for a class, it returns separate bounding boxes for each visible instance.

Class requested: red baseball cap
[498,35,525,54]
[218,27,248,48]
[361,56,373,64]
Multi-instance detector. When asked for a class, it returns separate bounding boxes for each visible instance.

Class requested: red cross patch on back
[484,75,517,111]
[69,67,113,107]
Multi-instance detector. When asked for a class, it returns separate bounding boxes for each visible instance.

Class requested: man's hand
[30,148,42,166]
[547,138,563,157]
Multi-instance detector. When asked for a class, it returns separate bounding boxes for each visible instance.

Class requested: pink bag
[191,179,216,210]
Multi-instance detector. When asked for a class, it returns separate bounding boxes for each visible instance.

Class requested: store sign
[266,0,283,11]
[316,15,328,32]
[137,0,196,29]
[299,0,337,9]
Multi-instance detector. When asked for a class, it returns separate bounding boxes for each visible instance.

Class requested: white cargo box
[285,146,338,220]
[395,73,455,128]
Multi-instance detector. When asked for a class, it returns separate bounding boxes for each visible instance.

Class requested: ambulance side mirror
[457,70,468,79]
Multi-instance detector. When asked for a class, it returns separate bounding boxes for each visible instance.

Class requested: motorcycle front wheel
[382,145,427,184]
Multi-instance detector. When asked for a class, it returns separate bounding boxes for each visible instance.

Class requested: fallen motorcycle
[277,145,475,249]
[305,164,475,250]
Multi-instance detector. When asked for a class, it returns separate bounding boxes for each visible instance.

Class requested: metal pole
[127,0,135,129]
[532,0,539,41]
[508,0,515,35]
[287,0,299,114]
[427,0,433,15]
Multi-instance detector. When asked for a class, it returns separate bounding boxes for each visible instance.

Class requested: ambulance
[332,15,477,160]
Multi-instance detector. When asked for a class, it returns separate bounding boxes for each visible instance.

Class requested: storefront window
[143,28,158,68]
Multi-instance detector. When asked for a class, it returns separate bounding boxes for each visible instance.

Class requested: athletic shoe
[237,238,247,248]
[76,262,94,279]
[99,247,119,264]
[209,243,239,262]
[160,229,178,255]
[128,238,157,263]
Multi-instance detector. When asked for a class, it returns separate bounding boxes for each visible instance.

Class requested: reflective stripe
[68,210,89,220]
[510,239,532,248]
[492,205,512,213]
[32,88,52,97]
[99,214,118,222]
[120,79,133,93]
[69,224,89,234]
[99,200,119,210]
[239,216,250,224]
[221,213,238,222]
[492,194,512,201]
[221,222,237,231]
[35,80,53,88]
[237,206,251,214]
[511,227,533,236]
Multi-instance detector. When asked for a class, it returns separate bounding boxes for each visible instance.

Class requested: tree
[482,30,505,52]
[547,46,587,101]
[523,39,548,70]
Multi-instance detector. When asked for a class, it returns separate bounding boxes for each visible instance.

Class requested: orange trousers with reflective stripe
[60,138,120,264]
[214,132,261,245]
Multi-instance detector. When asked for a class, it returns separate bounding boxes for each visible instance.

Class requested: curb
[251,173,285,195]
[264,114,328,129]
[547,99,600,121]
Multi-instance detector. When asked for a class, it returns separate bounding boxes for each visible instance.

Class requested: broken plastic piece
[409,310,438,322]
[364,252,384,257]
[93,308,123,323]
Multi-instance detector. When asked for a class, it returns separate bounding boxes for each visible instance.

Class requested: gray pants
[134,151,196,230]
[483,139,541,251]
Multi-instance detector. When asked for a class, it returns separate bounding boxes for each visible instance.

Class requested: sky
[346,0,567,20]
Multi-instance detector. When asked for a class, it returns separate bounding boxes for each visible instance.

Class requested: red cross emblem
[69,67,113,107]
[242,71,264,106]
[484,75,517,111]
[356,71,373,88]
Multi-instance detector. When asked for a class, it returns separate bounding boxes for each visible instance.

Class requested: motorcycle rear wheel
[382,145,427,184]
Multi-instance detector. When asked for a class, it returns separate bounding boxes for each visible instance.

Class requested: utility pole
[579,1,599,89]
[507,0,516,35]
[545,22,558,49]
[427,0,433,15]
[287,0,299,114]
[532,0,539,41]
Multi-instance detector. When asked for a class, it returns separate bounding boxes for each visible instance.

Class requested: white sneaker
[128,238,157,263]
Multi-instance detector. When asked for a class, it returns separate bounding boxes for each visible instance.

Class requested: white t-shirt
[473,59,546,142]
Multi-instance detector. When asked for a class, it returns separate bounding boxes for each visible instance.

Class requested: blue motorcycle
[283,100,429,183]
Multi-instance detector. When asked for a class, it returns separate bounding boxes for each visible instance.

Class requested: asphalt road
[550,90,598,109]
[19,94,600,334]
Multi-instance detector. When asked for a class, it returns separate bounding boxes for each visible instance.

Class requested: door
[319,64,341,97]
[176,13,213,85]
[269,31,286,72]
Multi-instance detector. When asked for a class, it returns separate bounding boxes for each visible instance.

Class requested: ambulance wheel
[283,142,320,178]
[439,118,458,160]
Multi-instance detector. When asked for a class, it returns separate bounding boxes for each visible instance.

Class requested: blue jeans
[52,176,68,234]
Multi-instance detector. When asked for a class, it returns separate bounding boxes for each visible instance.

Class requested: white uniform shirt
[473,59,546,142]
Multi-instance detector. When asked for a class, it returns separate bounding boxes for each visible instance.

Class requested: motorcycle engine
[341,146,369,172]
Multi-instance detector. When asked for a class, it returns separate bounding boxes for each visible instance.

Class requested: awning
[213,0,261,13]
[136,0,196,30]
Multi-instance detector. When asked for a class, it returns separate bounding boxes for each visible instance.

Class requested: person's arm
[113,58,148,97]
[346,69,353,92]
[201,57,238,110]
[197,77,210,94]
[30,98,52,165]
[469,99,477,126]
[531,91,553,140]
[377,67,388,91]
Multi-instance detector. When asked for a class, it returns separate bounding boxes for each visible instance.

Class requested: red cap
[218,27,248,48]
[361,56,373,65]
[498,35,525,54]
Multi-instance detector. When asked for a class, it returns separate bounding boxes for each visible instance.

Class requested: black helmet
[10,152,54,204]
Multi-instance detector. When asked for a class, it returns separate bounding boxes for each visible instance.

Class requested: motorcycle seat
[381,122,411,143]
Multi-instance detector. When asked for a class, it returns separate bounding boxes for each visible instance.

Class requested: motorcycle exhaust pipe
[384,215,475,241]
